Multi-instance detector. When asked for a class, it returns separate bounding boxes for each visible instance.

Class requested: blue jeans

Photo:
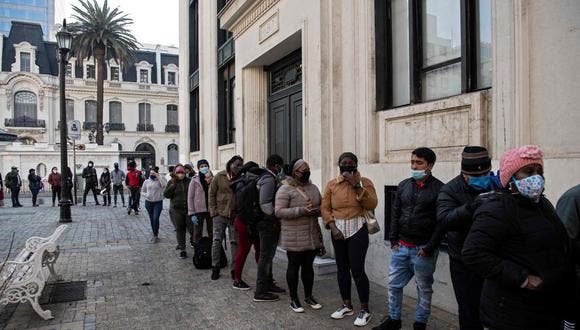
[388,244,438,323]
[145,200,163,237]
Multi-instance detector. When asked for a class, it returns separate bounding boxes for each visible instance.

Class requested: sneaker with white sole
[233,280,251,291]
[354,310,371,327]
[304,296,322,310]
[331,305,354,319]
[290,300,305,313]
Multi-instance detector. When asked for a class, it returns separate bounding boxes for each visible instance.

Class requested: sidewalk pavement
[0,198,458,329]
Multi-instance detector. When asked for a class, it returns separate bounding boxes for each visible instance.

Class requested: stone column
[178,0,190,162]
[241,67,268,163]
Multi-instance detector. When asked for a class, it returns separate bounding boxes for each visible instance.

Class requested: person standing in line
[188,159,213,244]
[321,152,378,327]
[208,155,243,280]
[99,167,112,206]
[253,154,287,301]
[275,158,324,313]
[184,163,195,179]
[556,183,580,329]
[48,167,61,207]
[0,172,4,207]
[111,162,126,207]
[164,165,192,258]
[434,146,494,330]
[126,161,143,215]
[373,148,444,330]
[5,166,23,207]
[463,145,575,330]
[28,169,42,207]
[143,166,166,243]
[82,161,100,206]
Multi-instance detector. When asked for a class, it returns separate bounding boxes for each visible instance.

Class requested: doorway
[267,49,302,163]
[135,143,156,169]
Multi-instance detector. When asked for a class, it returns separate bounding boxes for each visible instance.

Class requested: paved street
[0,198,458,330]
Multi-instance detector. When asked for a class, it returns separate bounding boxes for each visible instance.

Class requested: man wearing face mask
[100,167,112,206]
[48,167,61,207]
[111,162,126,207]
[428,146,494,330]
[82,160,100,206]
[375,148,443,330]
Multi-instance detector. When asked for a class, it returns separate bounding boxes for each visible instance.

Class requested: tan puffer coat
[275,177,323,252]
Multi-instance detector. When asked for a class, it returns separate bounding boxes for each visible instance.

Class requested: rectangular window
[86,64,95,79]
[166,104,178,125]
[110,67,120,81]
[190,88,200,152]
[20,52,31,72]
[138,103,151,125]
[109,101,122,123]
[139,69,149,84]
[218,61,235,145]
[375,0,492,109]
[85,100,97,123]
[66,99,74,120]
[167,71,176,85]
[65,63,73,77]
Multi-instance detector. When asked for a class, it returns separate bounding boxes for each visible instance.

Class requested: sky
[57,0,180,47]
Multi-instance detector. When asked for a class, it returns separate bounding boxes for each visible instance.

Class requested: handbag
[363,209,380,235]
[294,186,326,256]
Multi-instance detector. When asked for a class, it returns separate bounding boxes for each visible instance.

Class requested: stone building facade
[178,0,580,312]
[0,21,180,183]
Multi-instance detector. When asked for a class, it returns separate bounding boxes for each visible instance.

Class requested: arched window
[14,91,37,121]
[36,163,47,178]
[167,144,178,166]
[85,100,97,123]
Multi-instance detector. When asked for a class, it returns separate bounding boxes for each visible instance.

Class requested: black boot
[372,317,401,330]
[413,322,426,330]
[211,267,220,280]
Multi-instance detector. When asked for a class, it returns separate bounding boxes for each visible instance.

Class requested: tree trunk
[95,45,105,145]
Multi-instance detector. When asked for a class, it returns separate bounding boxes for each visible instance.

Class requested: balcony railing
[107,122,125,131]
[5,117,46,128]
[83,121,97,130]
[137,123,154,132]
[165,124,180,133]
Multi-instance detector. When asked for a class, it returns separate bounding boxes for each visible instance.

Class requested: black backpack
[192,237,228,269]
[232,169,268,226]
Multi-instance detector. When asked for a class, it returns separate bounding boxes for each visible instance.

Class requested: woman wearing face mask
[188,159,214,244]
[164,165,193,259]
[321,152,378,327]
[48,167,61,207]
[462,145,575,330]
[99,167,112,206]
[143,167,166,243]
[275,159,324,313]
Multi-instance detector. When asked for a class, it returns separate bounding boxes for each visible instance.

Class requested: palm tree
[69,0,139,145]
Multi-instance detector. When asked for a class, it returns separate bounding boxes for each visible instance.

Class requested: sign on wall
[67,120,81,140]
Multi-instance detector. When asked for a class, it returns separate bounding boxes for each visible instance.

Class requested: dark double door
[267,50,303,163]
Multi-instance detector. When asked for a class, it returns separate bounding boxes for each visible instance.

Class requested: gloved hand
[191,215,198,225]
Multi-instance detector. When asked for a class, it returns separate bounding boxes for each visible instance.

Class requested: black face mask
[299,171,311,183]
[339,165,357,174]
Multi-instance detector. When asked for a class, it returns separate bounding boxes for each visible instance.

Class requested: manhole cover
[40,281,87,305]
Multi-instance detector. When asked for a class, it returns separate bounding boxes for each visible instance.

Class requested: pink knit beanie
[499,145,544,187]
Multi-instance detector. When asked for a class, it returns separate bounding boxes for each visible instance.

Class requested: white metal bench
[0,225,68,320]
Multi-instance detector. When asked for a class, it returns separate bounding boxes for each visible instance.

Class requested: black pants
[331,224,370,304]
[113,184,125,206]
[31,189,39,206]
[286,249,317,301]
[129,187,140,211]
[51,187,61,205]
[171,208,192,250]
[10,187,20,206]
[450,258,484,330]
[83,184,99,205]
[255,219,280,294]
[102,187,111,205]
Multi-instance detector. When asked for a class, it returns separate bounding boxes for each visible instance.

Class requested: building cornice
[219,0,279,39]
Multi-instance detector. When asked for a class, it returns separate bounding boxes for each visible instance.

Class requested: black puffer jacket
[429,175,482,260]
[389,175,444,245]
[462,193,574,330]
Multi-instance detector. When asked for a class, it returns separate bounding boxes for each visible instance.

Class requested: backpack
[232,170,267,226]
[192,237,228,269]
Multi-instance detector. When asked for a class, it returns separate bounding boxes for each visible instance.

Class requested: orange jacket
[321,173,378,227]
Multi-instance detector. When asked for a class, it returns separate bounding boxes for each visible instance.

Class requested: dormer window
[66,63,73,77]
[20,52,31,72]
[135,60,153,84]
[12,41,39,73]
[163,63,179,86]
[108,59,122,81]
[110,67,120,81]
[86,64,96,79]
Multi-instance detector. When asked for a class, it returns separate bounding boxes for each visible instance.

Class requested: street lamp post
[56,19,73,223]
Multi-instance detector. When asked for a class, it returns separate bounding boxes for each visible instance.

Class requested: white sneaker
[331,305,354,319]
[354,310,371,327]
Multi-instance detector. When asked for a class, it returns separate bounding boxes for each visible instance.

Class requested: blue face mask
[200,167,209,175]
[411,170,428,180]
[467,175,491,191]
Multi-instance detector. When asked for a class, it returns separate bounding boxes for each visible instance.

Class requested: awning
[0,129,18,142]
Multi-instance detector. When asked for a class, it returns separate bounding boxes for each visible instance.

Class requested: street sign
[68,120,81,140]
